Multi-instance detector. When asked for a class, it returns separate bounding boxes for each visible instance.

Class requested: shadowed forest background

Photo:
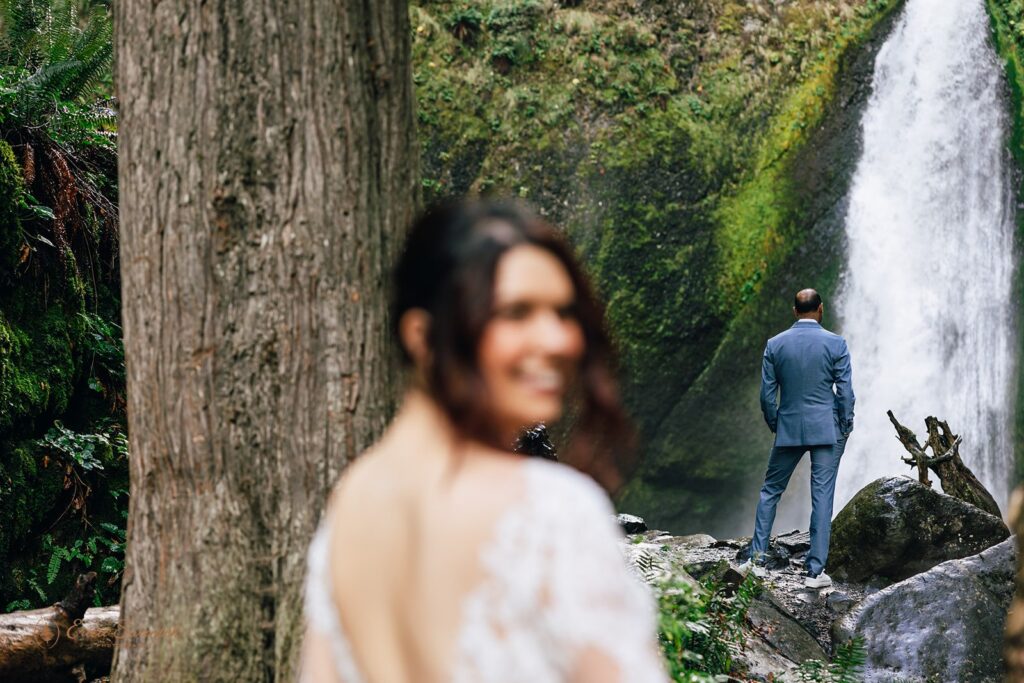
[3,0,1024,680]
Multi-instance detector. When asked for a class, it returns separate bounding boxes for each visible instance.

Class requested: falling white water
[834,0,1017,514]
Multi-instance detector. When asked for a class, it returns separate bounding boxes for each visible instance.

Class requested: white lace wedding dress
[302,458,667,682]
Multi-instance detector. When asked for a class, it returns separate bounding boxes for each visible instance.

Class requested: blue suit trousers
[750,433,848,576]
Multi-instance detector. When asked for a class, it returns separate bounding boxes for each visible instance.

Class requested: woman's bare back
[300,394,667,683]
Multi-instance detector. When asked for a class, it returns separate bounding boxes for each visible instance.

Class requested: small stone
[666,533,717,548]
[826,591,855,614]
[713,536,750,550]
[776,530,811,554]
[616,513,647,534]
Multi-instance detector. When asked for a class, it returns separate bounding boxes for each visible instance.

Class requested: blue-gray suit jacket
[760,319,855,447]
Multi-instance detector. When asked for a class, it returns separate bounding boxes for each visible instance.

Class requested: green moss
[985,0,1024,484]
[0,441,63,558]
[619,1,908,535]
[0,127,125,610]
[413,0,908,532]
[0,140,24,274]
[714,0,904,311]
[0,303,81,430]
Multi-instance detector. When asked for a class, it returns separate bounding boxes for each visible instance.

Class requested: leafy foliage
[0,0,114,144]
[633,543,864,682]
[35,418,124,472]
[0,0,117,297]
[784,638,867,683]
[79,309,124,409]
[5,480,127,609]
[652,570,760,681]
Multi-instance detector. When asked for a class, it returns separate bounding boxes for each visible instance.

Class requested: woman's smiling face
[477,244,585,443]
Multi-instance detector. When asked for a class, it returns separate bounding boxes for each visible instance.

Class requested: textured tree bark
[0,605,119,682]
[112,1,417,680]
[1004,487,1024,680]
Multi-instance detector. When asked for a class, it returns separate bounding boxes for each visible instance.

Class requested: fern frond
[46,549,62,584]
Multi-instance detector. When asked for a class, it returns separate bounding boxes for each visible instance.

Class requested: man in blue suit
[738,289,855,588]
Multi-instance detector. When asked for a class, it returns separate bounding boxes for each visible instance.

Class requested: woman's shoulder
[521,458,617,522]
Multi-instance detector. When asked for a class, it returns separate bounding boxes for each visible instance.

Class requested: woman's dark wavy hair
[391,199,636,492]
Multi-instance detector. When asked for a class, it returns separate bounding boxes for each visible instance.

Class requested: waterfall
[834,0,1017,513]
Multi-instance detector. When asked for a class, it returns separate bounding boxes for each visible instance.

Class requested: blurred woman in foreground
[300,201,666,682]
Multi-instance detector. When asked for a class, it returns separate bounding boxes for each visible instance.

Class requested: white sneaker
[737,560,767,579]
[804,571,832,588]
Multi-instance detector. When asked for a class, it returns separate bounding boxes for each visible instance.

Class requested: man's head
[793,288,823,322]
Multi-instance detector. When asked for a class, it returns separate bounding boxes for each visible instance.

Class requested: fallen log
[0,572,119,682]
[887,410,1003,519]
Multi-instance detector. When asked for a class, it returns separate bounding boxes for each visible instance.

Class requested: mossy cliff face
[0,141,67,569]
[413,0,904,533]
[0,139,125,609]
[985,0,1024,486]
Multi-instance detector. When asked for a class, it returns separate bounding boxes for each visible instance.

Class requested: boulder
[834,537,1016,682]
[830,477,1009,582]
[617,513,647,534]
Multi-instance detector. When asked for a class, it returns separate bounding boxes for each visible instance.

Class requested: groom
[738,289,855,588]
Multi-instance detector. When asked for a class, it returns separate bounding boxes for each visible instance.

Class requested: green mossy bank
[986,0,1024,487]
[412,0,904,534]
[0,136,125,611]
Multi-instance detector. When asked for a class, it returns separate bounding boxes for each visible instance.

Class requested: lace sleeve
[538,468,668,683]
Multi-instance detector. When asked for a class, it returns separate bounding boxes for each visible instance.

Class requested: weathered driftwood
[887,410,1002,519]
[0,572,119,682]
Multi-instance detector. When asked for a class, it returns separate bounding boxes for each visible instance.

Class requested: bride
[300,201,667,682]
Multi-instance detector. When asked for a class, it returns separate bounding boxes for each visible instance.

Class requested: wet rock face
[829,477,1010,583]
[834,537,1016,683]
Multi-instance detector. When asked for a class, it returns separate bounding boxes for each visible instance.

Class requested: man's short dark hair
[794,289,822,314]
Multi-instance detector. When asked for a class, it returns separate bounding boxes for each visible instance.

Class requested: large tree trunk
[1005,486,1024,680]
[112,1,417,680]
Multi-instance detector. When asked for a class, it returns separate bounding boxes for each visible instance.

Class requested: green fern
[785,637,867,683]
[655,573,761,681]
[0,0,113,139]
[830,638,867,683]
[46,547,62,584]
[634,550,663,583]
[26,573,47,602]
[4,598,31,612]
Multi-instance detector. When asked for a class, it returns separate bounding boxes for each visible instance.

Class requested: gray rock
[830,477,1009,582]
[825,591,855,615]
[776,530,811,554]
[713,536,750,550]
[834,537,1016,682]
[667,533,717,548]
[746,590,828,665]
[731,636,799,682]
[735,541,791,570]
[617,513,647,534]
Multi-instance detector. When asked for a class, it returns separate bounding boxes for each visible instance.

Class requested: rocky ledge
[619,476,1016,682]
